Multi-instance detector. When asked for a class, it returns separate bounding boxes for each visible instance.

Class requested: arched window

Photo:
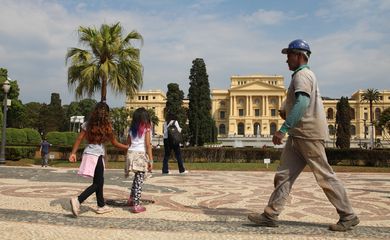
[237,122,245,135]
[270,123,277,135]
[375,126,382,136]
[328,125,336,135]
[253,123,261,136]
[375,108,381,120]
[219,124,226,135]
[350,125,356,135]
[327,108,334,120]
[350,108,355,120]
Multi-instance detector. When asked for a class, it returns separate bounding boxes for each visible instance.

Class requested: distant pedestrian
[162,112,187,174]
[40,138,51,167]
[124,107,153,213]
[68,102,128,217]
[248,39,359,231]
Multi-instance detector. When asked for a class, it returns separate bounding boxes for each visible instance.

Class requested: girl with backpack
[162,112,187,174]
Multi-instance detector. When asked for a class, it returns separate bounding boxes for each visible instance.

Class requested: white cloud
[0,0,389,108]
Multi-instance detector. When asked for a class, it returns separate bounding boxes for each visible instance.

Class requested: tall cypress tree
[336,96,351,149]
[188,58,214,146]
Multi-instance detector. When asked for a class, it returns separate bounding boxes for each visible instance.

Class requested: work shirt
[284,67,328,140]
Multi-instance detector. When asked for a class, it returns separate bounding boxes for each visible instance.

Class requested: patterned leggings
[131,171,145,205]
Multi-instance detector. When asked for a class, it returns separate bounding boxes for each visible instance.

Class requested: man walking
[248,39,359,231]
[40,138,51,167]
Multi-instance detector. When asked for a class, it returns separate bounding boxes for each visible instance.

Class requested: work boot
[329,216,360,231]
[248,213,278,227]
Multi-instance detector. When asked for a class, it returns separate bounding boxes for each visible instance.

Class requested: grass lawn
[3,158,390,173]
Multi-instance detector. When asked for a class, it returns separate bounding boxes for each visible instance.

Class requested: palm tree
[66,22,143,102]
[361,88,380,125]
[361,88,381,148]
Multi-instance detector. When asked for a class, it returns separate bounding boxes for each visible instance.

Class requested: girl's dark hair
[130,107,151,138]
[85,102,113,144]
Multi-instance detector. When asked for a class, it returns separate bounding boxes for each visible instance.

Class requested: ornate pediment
[230,81,285,92]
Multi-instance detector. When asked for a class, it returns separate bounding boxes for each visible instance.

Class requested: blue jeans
[162,139,185,173]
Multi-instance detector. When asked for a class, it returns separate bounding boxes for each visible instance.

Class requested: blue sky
[0,0,389,107]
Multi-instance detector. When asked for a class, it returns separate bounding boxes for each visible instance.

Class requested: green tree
[111,107,131,141]
[361,88,381,148]
[79,98,97,119]
[378,107,390,133]
[23,102,43,129]
[361,89,381,125]
[188,58,214,146]
[66,22,144,103]
[165,83,188,142]
[44,93,66,133]
[335,97,351,149]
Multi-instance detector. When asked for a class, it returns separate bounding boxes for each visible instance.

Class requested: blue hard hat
[281,39,311,54]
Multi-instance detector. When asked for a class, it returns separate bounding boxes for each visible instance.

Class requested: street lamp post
[0,78,11,164]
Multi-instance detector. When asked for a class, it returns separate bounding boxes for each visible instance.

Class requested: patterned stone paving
[0,166,389,239]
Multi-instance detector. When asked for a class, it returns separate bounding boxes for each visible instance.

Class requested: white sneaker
[70,197,80,217]
[180,170,189,174]
[96,205,113,214]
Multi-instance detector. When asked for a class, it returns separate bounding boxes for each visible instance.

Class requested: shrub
[5,146,37,160]
[23,128,42,145]
[65,132,79,146]
[46,132,68,146]
[5,128,27,145]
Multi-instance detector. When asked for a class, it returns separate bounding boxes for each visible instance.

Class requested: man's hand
[272,131,285,145]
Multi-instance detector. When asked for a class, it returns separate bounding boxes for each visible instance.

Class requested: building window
[138,96,141,100]
[220,111,226,119]
[153,96,156,99]
[327,108,334,119]
[270,98,276,104]
[237,122,245,135]
[271,109,276,116]
[238,98,244,105]
[239,109,244,116]
[254,99,260,105]
[254,123,261,135]
[350,125,356,135]
[328,125,336,135]
[350,108,355,120]
[364,112,368,120]
[220,100,225,106]
[146,96,148,100]
[255,109,260,116]
[375,108,381,120]
[219,124,226,134]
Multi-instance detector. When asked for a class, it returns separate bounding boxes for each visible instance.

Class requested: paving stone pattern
[0,166,389,240]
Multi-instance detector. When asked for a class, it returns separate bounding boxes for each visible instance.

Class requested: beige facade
[125,75,390,144]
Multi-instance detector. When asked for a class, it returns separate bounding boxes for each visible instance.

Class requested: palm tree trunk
[369,100,374,148]
[101,77,107,102]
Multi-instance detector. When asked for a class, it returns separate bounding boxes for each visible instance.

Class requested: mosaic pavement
[0,166,389,240]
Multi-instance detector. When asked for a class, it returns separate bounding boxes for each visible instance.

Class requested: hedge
[5,146,37,160]
[5,128,27,145]
[23,128,41,145]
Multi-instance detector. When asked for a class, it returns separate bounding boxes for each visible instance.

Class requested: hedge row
[46,131,79,146]
[4,128,41,145]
